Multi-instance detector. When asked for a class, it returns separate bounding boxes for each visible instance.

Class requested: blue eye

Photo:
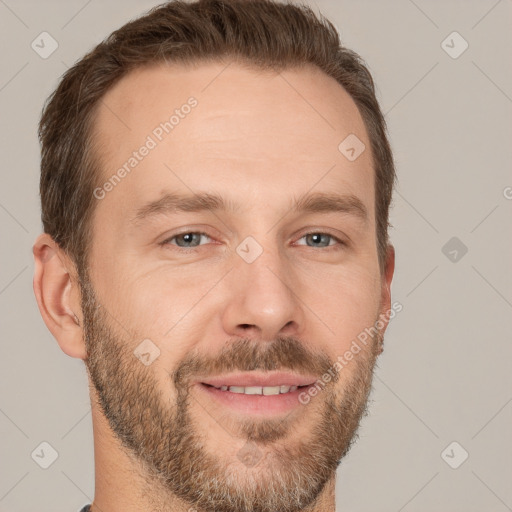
[164,232,212,248]
[296,233,343,248]
[161,231,344,252]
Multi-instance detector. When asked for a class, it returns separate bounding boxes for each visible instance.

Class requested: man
[32,0,396,511]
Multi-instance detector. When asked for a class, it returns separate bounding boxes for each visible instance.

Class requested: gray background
[1,0,511,511]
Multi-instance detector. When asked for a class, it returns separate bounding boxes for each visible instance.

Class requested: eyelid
[292,229,347,247]
[158,225,219,243]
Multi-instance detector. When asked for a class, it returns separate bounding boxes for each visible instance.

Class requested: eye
[162,231,213,248]
[160,230,345,252]
[295,232,344,249]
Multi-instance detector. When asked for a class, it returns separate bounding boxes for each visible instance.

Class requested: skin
[33,61,395,512]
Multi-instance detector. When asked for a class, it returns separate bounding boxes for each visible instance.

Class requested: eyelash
[160,231,346,252]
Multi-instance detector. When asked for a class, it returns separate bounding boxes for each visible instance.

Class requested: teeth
[213,385,300,395]
[244,386,263,395]
[229,386,246,394]
[263,386,281,395]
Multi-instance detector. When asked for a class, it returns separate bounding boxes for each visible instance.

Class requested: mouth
[194,372,318,415]
[203,383,306,394]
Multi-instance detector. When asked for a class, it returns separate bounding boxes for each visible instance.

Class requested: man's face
[82,61,392,512]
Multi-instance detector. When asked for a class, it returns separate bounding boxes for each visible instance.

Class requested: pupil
[178,233,198,247]
[309,233,326,246]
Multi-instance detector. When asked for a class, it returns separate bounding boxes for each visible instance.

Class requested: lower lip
[196,383,311,415]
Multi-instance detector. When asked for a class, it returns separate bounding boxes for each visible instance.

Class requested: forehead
[91,61,374,219]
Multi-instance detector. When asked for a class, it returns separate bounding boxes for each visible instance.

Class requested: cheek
[98,267,218,365]
[301,264,382,350]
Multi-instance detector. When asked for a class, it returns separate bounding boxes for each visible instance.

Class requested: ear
[33,233,86,359]
[377,244,396,339]
[381,244,395,311]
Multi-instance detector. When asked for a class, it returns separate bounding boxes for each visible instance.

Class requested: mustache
[171,336,336,389]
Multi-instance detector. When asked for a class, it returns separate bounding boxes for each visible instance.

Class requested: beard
[80,272,382,512]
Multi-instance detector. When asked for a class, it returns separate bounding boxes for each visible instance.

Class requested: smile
[205,384,304,395]
[194,371,319,415]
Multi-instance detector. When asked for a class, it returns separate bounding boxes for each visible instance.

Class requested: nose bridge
[222,236,303,339]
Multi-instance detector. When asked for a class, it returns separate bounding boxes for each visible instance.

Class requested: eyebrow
[131,190,368,225]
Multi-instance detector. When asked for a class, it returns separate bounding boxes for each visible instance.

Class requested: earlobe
[33,234,86,359]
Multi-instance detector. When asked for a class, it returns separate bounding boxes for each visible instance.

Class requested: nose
[221,245,305,343]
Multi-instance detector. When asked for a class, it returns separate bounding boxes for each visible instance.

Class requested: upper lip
[197,371,318,388]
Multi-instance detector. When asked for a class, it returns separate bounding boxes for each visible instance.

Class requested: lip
[196,371,318,388]
[193,371,319,416]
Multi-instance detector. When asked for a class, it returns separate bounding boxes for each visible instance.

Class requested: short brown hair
[39,0,395,277]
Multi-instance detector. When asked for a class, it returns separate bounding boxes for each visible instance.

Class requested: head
[33,1,396,511]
